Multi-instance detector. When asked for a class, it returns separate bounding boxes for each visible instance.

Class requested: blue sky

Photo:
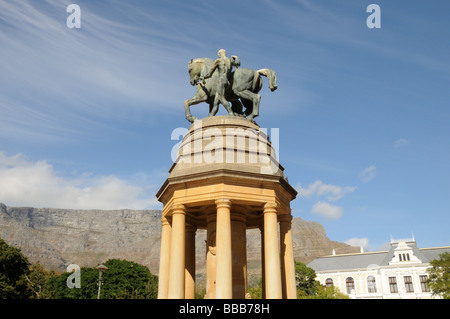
[1,0,449,252]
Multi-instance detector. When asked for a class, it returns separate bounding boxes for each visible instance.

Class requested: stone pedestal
[156,116,297,299]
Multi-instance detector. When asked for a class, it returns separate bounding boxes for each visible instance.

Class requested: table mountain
[0,203,358,282]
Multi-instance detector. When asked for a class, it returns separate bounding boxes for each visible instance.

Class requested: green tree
[25,261,57,299]
[0,237,32,299]
[427,252,450,299]
[45,259,158,299]
[295,261,319,295]
[295,261,348,299]
[101,259,158,299]
[297,284,348,299]
[248,278,263,299]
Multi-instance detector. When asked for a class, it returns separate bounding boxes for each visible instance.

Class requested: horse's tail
[257,68,278,92]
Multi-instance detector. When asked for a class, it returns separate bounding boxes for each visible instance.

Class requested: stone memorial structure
[156,50,297,299]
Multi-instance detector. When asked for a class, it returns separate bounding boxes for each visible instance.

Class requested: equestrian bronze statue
[184,49,277,123]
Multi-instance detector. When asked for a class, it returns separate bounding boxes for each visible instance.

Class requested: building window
[325,278,334,288]
[404,276,414,293]
[406,253,410,261]
[367,276,377,293]
[399,254,403,261]
[389,277,398,293]
[346,277,355,294]
[420,275,430,292]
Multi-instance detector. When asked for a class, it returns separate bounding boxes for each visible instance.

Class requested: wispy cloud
[0,1,194,141]
[358,165,376,183]
[0,152,160,210]
[311,201,342,220]
[296,180,356,220]
[297,180,357,201]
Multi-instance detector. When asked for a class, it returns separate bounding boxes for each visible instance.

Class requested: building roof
[307,241,450,272]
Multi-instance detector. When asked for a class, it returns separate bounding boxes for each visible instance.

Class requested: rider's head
[218,49,226,57]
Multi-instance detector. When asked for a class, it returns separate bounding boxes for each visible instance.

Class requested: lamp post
[96,264,108,299]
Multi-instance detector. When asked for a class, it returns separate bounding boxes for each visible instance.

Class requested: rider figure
[200,49,234,116]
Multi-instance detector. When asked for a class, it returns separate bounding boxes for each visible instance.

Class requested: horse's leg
[231,100,244,116]
[184,99,194,123]
[241,99,252,117]
[217,94,234,116]
[250,94,261,120]
[234,90,261,120]
[209,103,218,117]
[184,93,207,123]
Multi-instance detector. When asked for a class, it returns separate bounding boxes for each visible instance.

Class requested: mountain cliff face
[0,203,358,279]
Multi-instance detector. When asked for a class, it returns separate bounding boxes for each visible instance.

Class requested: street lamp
[96,264,108,299]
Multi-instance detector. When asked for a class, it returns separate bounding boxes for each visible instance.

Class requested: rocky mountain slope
[0,203,358,282]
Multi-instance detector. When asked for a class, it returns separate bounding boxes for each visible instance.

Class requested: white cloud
[394,138,410,148]
[358,165,376,183]
[297,180,356,201]
[0,152,159,210]
[311,201,342,220]
[345,237,370,251]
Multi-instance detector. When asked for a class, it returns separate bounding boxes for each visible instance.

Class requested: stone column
[279,214,297,299]
[168,204,186,299]
[157,217,171,299]
[215,198,232,299]
[263,202,282,299]
[231,212,247,299]
[185,225,197,299]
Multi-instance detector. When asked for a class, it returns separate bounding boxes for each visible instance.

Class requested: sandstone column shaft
[215,198,232,299]
[157,218,171,299]
[279,214,297,299]
[231,213,247,299]
[264,202,282,299]
[168,205,185,299]
[185,225,196,299]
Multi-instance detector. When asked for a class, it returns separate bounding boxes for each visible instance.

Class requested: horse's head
[188,58,205,86]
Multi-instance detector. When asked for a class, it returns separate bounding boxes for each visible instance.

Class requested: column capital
[278,214,292,223]
[161,217,171,226]
[215,198,232,208]
[263,202,278,213]
[172,204,186,215]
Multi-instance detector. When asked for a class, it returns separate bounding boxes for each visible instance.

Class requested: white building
[307,238,450,299]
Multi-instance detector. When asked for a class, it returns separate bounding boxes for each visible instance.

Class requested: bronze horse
[184,56,277,123]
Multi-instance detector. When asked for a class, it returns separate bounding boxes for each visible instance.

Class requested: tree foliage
[45,259,158,299]
[26,261,57,299]
[248,278,263,299]
[295,261,318,295]
[0,238,32,298]
[427,252,450,299]
[295,261,348,299]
